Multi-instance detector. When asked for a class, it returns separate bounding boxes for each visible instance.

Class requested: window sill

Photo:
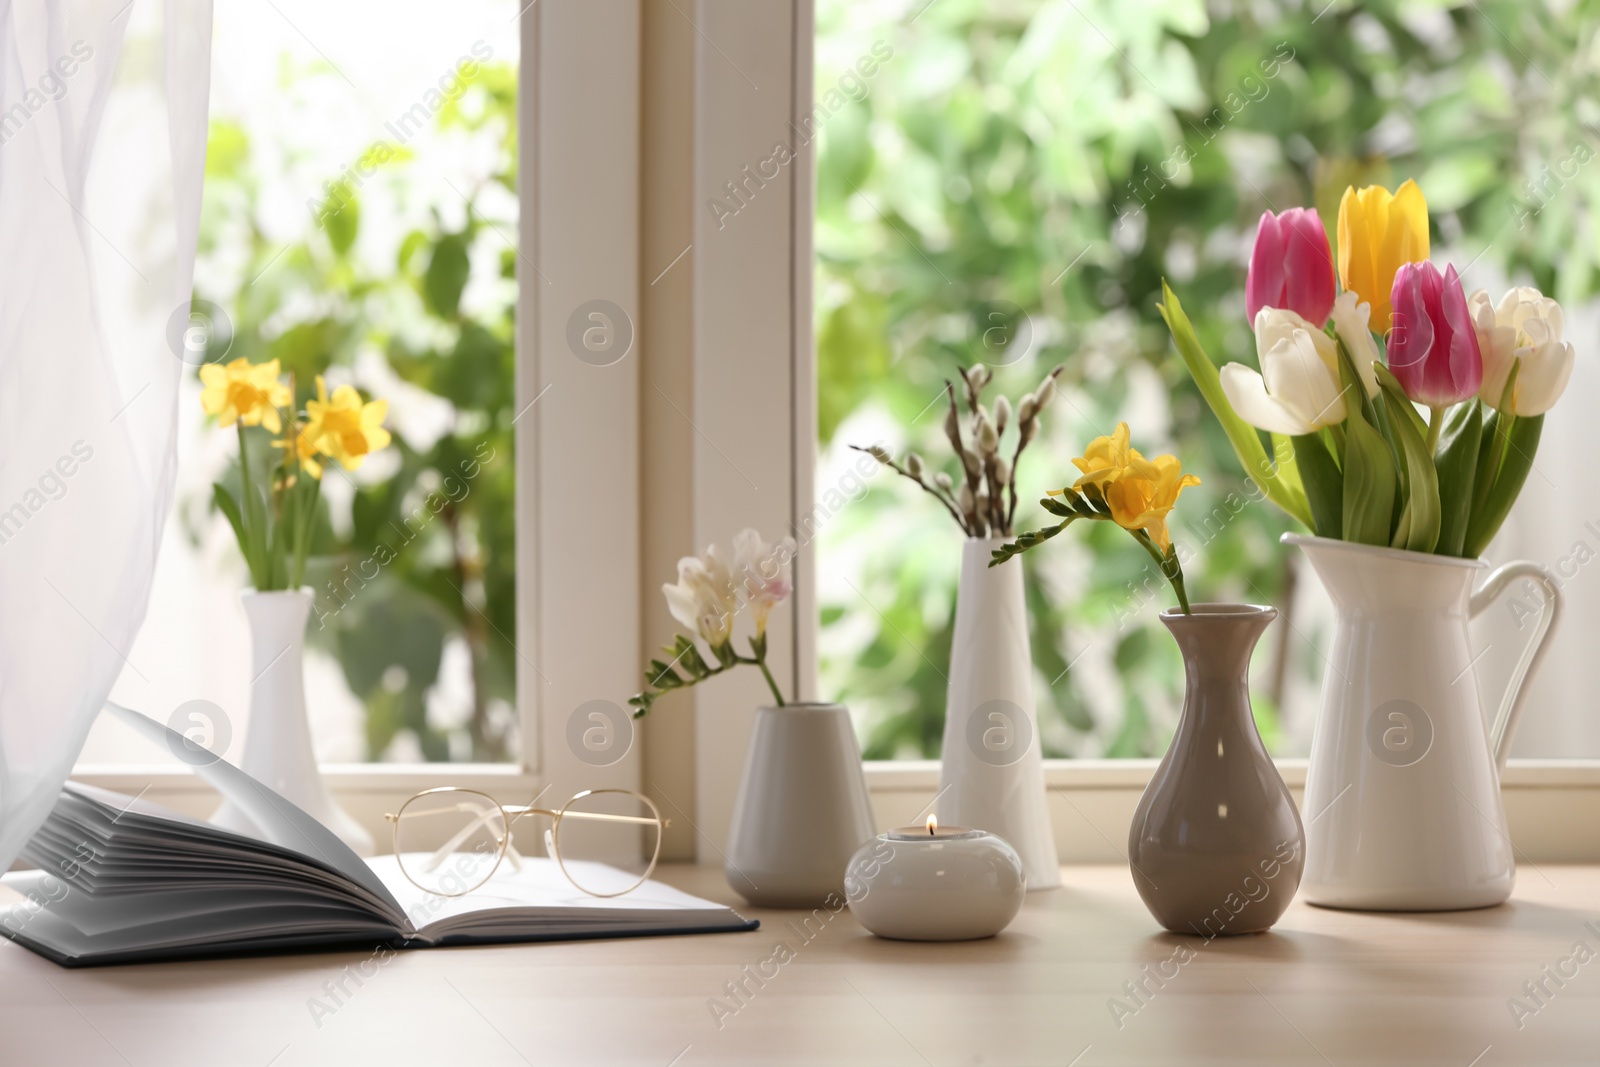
[69,758,1600,863]
[863,759,1600,863]
[863,757,1600,790]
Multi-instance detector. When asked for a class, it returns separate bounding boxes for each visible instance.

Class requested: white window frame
[684,0,1600,863]
[72,0,645,840]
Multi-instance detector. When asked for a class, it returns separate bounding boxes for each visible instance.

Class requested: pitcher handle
[1468,562,1562,772]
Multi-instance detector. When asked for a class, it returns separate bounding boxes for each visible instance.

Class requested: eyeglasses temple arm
[549,811,659,826]
[423,804,509,873]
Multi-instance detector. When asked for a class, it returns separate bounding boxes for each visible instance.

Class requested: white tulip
[1221,309,1349,436]
[732,528,796,636]
[1470,287,1575,416]
[662,545,738,647]
[1327,292,1381,397]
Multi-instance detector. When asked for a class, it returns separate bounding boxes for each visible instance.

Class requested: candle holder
[844,817,1026,941]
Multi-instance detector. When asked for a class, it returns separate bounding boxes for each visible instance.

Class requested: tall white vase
[210,589,373,856]
[938,538,1059,889]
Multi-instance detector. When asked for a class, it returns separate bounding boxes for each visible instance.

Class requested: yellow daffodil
[1336,179,1430,332]
[200,357,291,433]
[304,376,392,471]
[273,421,324,480]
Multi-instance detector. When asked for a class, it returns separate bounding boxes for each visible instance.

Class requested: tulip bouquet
[852,363,1065,538]
[990,423,1202,614]
[202,358,392,590]
[1162,180,1574,558]
[630,529,797,717]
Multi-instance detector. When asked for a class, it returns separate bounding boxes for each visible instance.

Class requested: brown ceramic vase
[1128,603,1304,936]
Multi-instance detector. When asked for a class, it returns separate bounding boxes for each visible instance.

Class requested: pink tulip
[1387,262,1483,406]
[1245,208,1336,327]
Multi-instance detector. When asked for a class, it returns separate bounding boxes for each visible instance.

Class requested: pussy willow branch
[943,381,987,536]
[848,445,969,532]
[856,364,1063,540]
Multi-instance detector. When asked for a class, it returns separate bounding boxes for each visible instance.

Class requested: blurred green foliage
[193,62,520,761]
[815,0,1600,758]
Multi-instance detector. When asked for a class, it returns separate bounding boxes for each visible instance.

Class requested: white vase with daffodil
[200,358,392,855]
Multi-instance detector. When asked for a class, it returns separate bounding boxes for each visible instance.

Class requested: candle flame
[926,814,938,835]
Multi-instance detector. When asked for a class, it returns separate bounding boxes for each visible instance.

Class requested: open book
[0,708,756,967]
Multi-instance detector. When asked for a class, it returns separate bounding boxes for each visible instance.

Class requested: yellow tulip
[305,376,392,471]
[200,358,291,433]
[1336,179,1430,332]
[1102,454,1201,552]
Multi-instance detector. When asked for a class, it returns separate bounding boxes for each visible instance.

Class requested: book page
[103,703,403,918]
[368,854,748,939]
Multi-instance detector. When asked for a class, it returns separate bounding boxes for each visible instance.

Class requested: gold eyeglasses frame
[384,786,669,899]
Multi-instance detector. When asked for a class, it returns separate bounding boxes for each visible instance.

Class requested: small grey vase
[1128,603,1305,936]
[724,703,877,908]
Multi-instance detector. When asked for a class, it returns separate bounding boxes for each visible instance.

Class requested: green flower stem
[1425,405,1444,455]
[755,657,786,707]
[1131,527,1191,615]
[235,423,267,588]
[290,474,321,589]
[994,496,1193,615]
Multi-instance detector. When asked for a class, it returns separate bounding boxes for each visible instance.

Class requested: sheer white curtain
[0,0,211,870]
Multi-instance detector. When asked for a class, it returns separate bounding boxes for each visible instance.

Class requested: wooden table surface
[2,863,1597,1066]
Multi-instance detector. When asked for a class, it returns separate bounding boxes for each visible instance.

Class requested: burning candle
[844,815,1026,941]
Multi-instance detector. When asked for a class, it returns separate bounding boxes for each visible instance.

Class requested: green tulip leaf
[1434,401,1482,557]
[1372,363,1429,441]
[1342,412,1397,547]
[1471,359,1523,523]
[1465,413,1543,558]
[1374,371,1441,554]
[1291,432,1343,538]
[1159,281,1313,529]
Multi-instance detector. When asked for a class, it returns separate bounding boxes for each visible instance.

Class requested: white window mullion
[690,0,807,855]
[527,0,644,802]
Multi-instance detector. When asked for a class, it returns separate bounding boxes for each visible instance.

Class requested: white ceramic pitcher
[1285,534,1561,911]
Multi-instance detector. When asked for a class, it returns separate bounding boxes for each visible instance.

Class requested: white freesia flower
[1470,287,1575,416]
[1328,291,1381,397]
[733,528,796,636]
[663,544,738,647]
[1219,308,1348,436]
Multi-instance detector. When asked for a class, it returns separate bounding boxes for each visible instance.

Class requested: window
[811,0,1600,763]
[66,0,1600,861]
[82,0,521,767]
[77,3,644,842]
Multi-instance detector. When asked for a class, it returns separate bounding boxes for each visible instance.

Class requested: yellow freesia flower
[1059,422,1161,492]
[305,377,392,471]
[200,358,291,433]
[1336,179,1430,332]
[1100,454,1201,552]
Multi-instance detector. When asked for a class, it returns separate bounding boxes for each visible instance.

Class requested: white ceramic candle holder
[844,817,1026,941]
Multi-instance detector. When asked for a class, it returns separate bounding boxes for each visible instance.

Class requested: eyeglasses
[384,787,667,899]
